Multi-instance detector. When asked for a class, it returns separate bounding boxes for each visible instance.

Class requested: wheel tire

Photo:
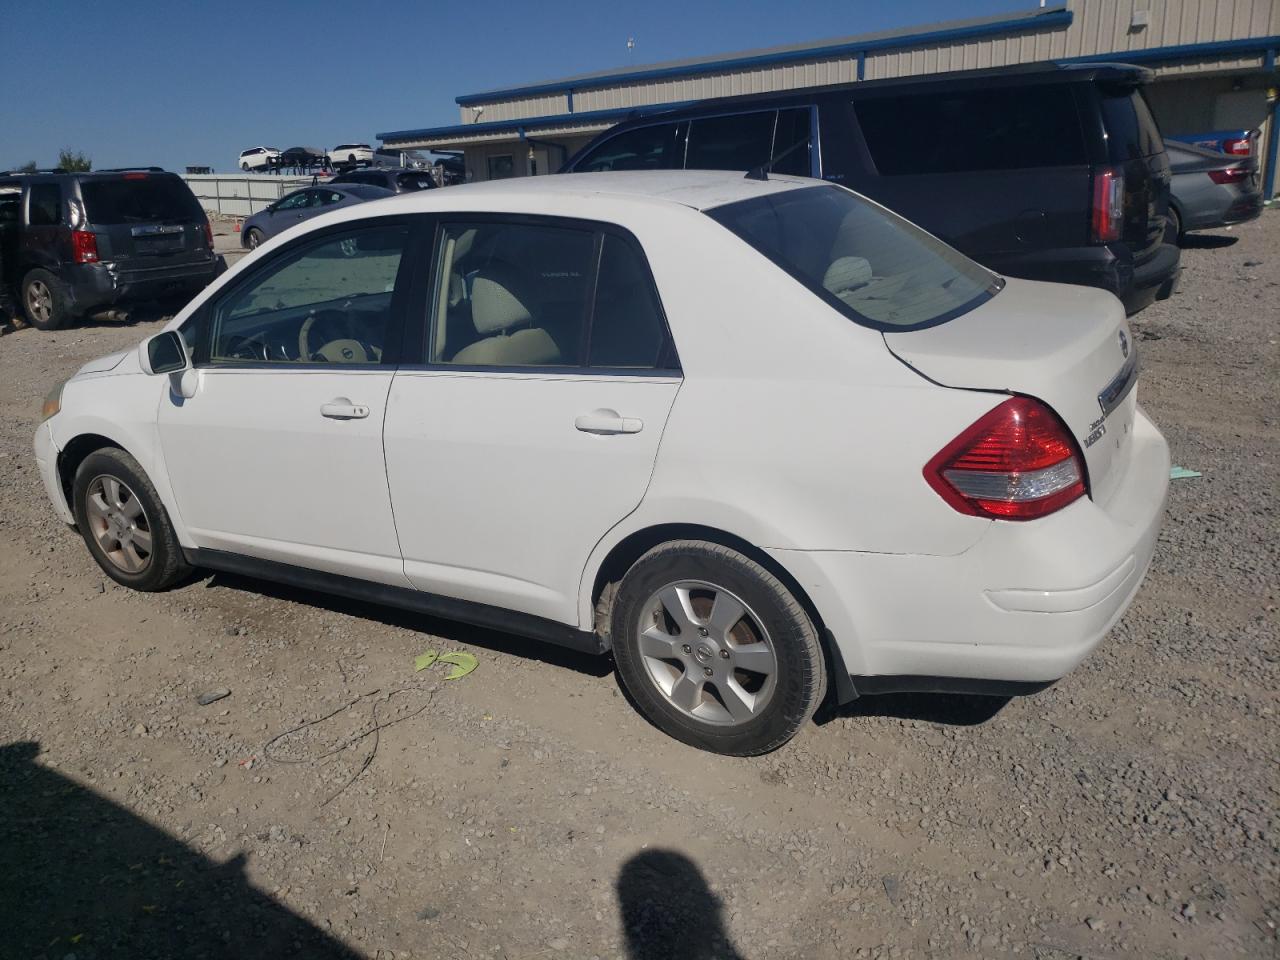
[72,448,190,592]
[22,268,73,331]
[1164,206,1182,246]
[611,540,826,755]
[241,162,250,171]
[245,228,263,250]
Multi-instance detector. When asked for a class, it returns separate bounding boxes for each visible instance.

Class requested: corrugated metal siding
[459,0,1278,124]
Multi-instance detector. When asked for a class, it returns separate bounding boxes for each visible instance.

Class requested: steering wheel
[223,333,272,362]
[298,308,381,363]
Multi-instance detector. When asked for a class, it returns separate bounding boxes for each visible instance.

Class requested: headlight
[41,381,64,421]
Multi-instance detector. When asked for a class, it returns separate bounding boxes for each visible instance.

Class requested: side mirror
[140,330,188,375]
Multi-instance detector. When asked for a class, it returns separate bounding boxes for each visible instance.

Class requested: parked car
[1166,129,1256,157]
[1164,138,1263,243]
[277,147,329,174]
[564,62,1180,315]
[240,184,392,249]
[34,171,1169,754]
[331,168,435,193]
[239,147,280,171]
[328,143,375,168]
[0,167,224,330]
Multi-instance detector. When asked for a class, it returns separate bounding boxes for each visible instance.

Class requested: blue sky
[5,0,1039,173]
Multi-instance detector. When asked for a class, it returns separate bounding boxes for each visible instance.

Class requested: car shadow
[617,849,746,960]
[0,740,359,959]
[200,570,613,679]
[818,691,1011,726]
[1180,233,1239,249]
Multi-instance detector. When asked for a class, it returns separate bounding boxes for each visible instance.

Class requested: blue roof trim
[1061,35,1280,66]
[378,101,700,144]
[453,8,1073,105]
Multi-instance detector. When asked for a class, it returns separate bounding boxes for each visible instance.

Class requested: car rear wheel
[72,448,190,592]
[22,269,72,331]
[611,540,826,755]
[245,227,264,249]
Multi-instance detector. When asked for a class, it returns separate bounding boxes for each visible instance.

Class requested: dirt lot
[0,212,1276,960]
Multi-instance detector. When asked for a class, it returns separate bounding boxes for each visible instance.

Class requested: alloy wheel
[636,580,778,726]
[85,475,153,574]
[26,280,53,326]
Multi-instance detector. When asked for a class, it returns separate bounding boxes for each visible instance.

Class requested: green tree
[57,148,91,172]
[16,160,38,173]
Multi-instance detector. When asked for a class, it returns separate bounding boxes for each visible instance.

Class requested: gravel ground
[0,212,1276,959]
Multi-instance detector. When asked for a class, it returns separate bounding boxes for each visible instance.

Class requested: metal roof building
[379,0,1280,195]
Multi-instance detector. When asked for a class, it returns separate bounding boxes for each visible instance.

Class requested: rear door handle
[320,398,369,420]
[575,410,643,435]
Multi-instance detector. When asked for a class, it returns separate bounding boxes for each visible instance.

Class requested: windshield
[708,185,1000,330]
[80,176,203,225]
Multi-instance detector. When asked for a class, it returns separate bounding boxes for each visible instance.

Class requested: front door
[158,220,418,585]
[384,218,681,626]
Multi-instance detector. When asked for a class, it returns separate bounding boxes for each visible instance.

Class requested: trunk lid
[78,174,211,267]
[884,278,1137,506]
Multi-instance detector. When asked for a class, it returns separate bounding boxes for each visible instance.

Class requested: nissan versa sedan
[33,172,1169,755]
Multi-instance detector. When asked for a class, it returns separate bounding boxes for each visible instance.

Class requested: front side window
[275,191,311,211]
[685,111,777,171]
[575,123,686,173]
[430,221,595,366]
[855,85,1088,175]
[208,224,408,364]
[709,185,999,330]
[28,184,62,226]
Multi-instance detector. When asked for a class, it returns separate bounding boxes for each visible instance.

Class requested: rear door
[383,217,680,627]
[848,83,1093,269]
[78,174,212,268]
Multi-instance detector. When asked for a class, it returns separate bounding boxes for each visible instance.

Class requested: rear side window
[575,123,687,172]
[28,184,63,225]
[710,185,999,330]
[80,176,202,224]
[589,235,666,368]
[685,111,777,171]
[1100,88,1162,160]
[856,85,1088,175]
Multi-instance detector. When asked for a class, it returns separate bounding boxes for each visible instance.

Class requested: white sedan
[33,172,1169,755]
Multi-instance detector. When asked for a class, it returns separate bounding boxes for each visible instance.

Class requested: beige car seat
[451,262,562,366]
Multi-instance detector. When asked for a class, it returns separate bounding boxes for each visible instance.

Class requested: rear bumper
[1184,191,1264,232]
[992,242,1180,315]
[773,407,1170,701]
[65,255,224,313]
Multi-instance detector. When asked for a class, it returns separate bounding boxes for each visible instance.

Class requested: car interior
[432,223,594,366]
[209,228,405,364]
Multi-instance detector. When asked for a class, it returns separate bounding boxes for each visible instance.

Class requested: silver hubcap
[637,580,777,726]
[26,280,53,324]
[85,475,153,574]
[247,231,260,248]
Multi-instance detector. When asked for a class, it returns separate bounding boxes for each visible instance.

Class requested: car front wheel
[245,227,264,249]
[72,448,190,591]
[611,540,826,755]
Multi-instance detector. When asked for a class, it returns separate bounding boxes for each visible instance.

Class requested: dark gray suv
[0,168,225,330]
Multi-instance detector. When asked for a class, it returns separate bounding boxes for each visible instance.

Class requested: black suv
[0,168,225,330]
[564,63,1179,314]
[330,168,436,193]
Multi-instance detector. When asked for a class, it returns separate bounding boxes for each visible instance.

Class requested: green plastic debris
[437,651,478,681]
[413,650,438,672]
[1169,466,1202,480]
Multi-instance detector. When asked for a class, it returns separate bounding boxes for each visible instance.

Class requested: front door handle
[575,409,643,435]
[320,398,369,420]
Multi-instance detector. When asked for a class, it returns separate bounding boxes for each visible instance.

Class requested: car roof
[368,171,814,214]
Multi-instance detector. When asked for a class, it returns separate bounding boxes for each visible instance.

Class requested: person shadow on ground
[0,740,358,959]
[617,849,746,960]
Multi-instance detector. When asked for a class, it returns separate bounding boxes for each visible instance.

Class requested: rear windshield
[80,176,203,224]
[709,185,999,330]
[1100,87,1163,160]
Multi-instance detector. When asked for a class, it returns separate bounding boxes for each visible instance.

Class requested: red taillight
[123,172,148,180]
[1222,137,1251,156]
[203,220,214,247]
[1207,166,1249,185]
[71,229,99,264]
[924,397,1086,521]
[1091,166,1124,243]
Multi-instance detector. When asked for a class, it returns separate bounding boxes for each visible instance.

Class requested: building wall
[460,0,1278,121]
